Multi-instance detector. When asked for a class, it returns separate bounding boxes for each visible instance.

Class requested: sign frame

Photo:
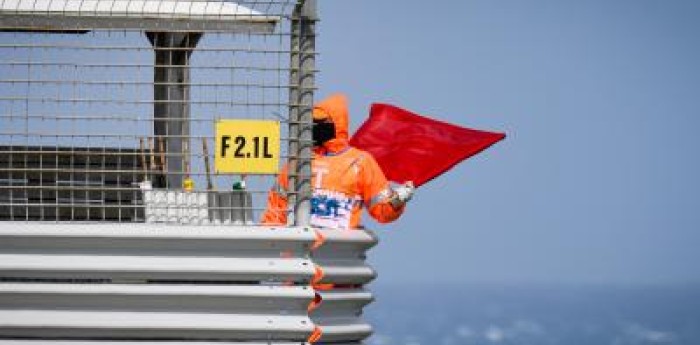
[214,119,281,174]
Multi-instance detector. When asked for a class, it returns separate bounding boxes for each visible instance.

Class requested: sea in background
[364,284,700,345]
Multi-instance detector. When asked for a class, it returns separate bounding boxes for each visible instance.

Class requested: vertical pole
[288,0,316,226]
[287,13,300,225]
[146,32,202,189]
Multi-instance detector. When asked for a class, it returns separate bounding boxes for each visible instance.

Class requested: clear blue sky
[316,0,700,286]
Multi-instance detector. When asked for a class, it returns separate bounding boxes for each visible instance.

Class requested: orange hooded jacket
[261,94,405,229]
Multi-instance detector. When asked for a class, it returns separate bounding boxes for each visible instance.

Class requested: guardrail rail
[0,223,378,344]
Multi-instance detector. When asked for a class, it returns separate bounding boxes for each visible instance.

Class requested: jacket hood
[313,93,349,153]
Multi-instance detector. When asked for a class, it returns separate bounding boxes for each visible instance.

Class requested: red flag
[349,103,505,188]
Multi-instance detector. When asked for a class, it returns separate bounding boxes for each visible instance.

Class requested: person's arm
[360,154,407,223]
[260,165,289,225]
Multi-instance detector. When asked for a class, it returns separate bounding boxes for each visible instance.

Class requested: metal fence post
[146,32,202,189]
[288,0,317,226]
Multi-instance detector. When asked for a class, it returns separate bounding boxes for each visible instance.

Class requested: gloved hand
[389,181,415,209]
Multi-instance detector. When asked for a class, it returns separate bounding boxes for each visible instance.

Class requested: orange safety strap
[312,265,335,291]
[313,283,336,291]
[307,292,322,313]
[312,265,324,285]
[310,231,333,290]
[307,326,323,344]
[311,228,326,251]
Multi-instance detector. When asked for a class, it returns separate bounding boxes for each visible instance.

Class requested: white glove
[389,181,415,208]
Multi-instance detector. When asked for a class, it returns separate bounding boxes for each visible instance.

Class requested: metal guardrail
[0,223,316,283]
[0,223,379,344]
[313,229,378,285]
[313,289,374,343]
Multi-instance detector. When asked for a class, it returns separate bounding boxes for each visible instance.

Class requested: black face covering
[313,121,336,147]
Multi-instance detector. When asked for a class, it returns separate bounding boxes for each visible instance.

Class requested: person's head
[311,93,349,147]
[312,117,336,147]
[312,103,336,147]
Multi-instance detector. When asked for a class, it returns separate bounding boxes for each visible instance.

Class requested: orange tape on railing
[311,228,326,251]
[312,265,335,290]
[312,265,324,285]
[307,292,322,313]
[307,325,323,344]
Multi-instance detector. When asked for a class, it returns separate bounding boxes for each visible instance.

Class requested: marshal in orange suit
[261,93,414,229]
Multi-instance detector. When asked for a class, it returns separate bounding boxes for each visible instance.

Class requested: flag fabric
[349,103,505,188]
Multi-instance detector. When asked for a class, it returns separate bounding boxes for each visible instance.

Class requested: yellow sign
[215,119,280,174]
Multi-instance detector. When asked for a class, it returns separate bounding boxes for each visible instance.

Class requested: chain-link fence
[0,0,315,225]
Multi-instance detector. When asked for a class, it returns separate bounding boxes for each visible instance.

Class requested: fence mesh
[0,0,310,225]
